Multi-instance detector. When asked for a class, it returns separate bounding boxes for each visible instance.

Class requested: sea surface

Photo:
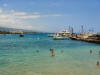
[0,33,100,75]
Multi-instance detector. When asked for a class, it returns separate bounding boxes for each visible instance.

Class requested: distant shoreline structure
[0,30,41,34]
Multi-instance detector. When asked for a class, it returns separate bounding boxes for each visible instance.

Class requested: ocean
[0,33,100,75]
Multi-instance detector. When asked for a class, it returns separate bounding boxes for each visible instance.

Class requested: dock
[67,33,100,44]
[51,26,100,44]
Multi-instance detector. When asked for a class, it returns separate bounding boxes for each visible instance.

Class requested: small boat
[20,33,24,37]
[53,34,68,40]
[53,36,68,40]
[48,34,54,37]
[58,30,70,37]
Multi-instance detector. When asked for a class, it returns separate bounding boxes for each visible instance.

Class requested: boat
[53,34,68,40]
[48,34,54,37]
[20,33,24,37]
[58,30,70,37]
[53,36,68,40]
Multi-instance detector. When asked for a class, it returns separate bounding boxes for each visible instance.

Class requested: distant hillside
[0,27,41,34]
[0,27,29,31]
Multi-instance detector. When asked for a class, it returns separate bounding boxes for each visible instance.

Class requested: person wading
[51,49,55,56]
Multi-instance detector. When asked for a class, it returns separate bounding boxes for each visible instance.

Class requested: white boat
[53,34,68,40]
[53,36,68,40]
[48,34,54,37]
[58,30,70,34]
[58,30,70,36]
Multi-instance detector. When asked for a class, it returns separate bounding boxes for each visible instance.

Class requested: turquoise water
[0,34,100,75]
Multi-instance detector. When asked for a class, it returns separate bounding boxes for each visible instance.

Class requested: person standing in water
[96,61,99,66]
[51,49,55,56]
[99,51,100,55]
[90,50,93,54]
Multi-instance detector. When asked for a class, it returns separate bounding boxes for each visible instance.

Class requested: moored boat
[53,36,68,40]
[53,34,68,40]
[20,33,24,37]
[48,34,54,37]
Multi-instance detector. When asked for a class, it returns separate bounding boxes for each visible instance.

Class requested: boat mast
[68,25,71,32]
[71,27,74,34]
[81,25,84,34]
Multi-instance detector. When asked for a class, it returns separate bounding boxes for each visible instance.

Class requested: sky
[0,0,100,32]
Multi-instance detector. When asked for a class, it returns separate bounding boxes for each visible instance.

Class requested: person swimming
[90,50,93,54]
[61,50,64,53]
[96,61,99,66]
[99,51,100,55]
[36,50,39,53]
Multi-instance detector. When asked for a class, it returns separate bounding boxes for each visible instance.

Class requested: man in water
[36,50,39,53]
[51,49,55,56]
[96,61,99,66]
[99,51,100,55]
[90,50,93,54]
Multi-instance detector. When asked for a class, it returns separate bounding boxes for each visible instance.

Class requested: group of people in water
[90,50,100,66]
[36,49,100,66]
[50,49,100,66]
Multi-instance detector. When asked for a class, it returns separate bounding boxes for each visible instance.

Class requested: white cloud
[33,12,40,15]
[18,15,40,19]
[0,8,62,32]
[43,14,62,17]
[10,9,15,13]
[0,8,2,13]
[12,12,27,16]
[3,3,8,7]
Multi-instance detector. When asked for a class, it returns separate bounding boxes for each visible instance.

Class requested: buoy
[96,61,99,66]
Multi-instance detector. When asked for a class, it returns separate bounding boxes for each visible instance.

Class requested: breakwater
[67,33,100,44]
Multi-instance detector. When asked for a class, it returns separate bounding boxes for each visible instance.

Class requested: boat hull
[53,37,68,40]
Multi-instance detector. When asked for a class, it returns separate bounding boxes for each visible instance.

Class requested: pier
[67,33,100,44]
[52,25,100,44]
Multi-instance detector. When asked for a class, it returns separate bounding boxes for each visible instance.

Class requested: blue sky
[0,0,100,32]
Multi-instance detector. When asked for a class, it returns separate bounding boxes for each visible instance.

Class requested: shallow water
[0,34,100,75]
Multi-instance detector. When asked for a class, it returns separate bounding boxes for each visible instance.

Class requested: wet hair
[50,48,53,51]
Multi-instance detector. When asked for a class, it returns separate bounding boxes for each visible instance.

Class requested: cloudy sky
[0,0,100,32]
